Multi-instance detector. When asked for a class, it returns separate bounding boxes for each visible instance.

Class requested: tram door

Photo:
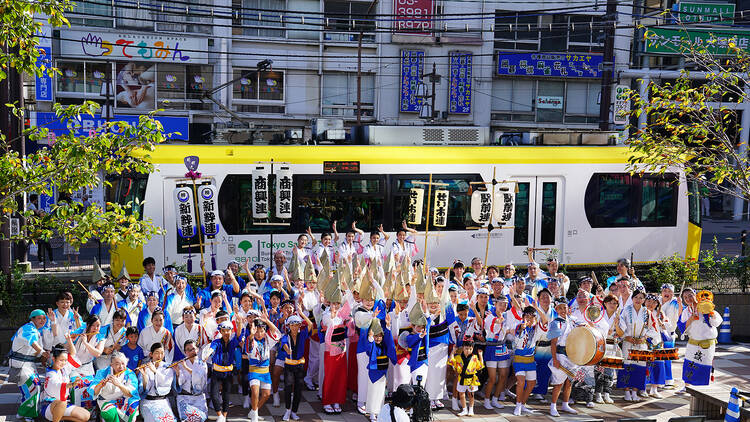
[509,177,565,262]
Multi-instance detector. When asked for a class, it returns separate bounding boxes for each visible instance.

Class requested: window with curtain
[231,69,286,113]
[322,73,375,117]
[565,82,600,123]
[493,12,604,52]
[287,0,320,39]
[536,80,564,123]
[69,0,113,27]
[154,0,212,34]
[116,5,152,29]
[241,0,285,37]
[155,64,213,110]
[57,61,113,96]
[491,79,535,121]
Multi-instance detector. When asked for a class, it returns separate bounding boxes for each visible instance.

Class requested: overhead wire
[73,0,621,17]
[71,0,615,31]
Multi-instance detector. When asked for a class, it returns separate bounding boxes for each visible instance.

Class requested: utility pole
[356,0,378,127]
[599,0,617,131]
[0,44,24,279]
[100,61,113,265]
[418,62,441,120]
[357,31,362,125]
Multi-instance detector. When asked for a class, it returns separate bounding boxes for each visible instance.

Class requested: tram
[108,145,701,276]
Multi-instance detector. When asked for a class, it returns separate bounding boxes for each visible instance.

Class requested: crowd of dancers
[9,222,724,422]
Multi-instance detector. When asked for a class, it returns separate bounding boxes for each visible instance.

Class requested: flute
[167,357,190,369]
[90,359,162,389]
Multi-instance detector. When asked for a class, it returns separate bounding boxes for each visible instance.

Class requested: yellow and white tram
[108,145,702,275]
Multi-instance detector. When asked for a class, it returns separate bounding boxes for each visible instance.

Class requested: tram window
[295,175,385,232]
[106,174,148,219]
[513,182,530,246]
[540,182,557,245]
[688,181,701,226]
[219,175,291,235]
[391,175,478,231]
[584,173,677,227]
[641,177,675,224]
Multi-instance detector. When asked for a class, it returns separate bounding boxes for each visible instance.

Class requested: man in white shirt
[139,256,165,296]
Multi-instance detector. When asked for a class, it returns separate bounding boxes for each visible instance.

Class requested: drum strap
[7,350,39,362]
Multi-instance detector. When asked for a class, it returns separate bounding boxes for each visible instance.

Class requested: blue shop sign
[497,52,603,78]
[400,50,425,113]
[448,52,472,114]
[35,112,189,141]
[35,47,53,102]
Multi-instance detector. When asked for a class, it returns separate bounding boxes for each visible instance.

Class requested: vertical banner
[613,84,630,125]
[35,25,53,102]
[400,50,425,112]
[470,190,492,224]
[407,188,425,224]
[433,189,449,227]
[493,183,516,225]
[174,186,197,239]
[448,52,472,114]
[251,166,270,219]
[198,184,220,237]
[275,167,293,219]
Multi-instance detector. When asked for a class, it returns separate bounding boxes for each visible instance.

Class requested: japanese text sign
[407,188,425,225]
[35,26,53,102]
[433,189,449,228]
[198,184,220,238]
[275,167,293,219]
[448,52,472,114]
[252,167,270,219]
[174,185,197,239]
[644,27,750,55]
[493,184,515,225]
[470,190,492,224]
[60,30,209,64]
[400,50,425,112]
[497,52,603,78]
[394,0,433,33]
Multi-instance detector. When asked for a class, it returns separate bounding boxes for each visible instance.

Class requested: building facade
[27,0,619,145]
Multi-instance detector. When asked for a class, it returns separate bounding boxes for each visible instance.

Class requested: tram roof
[142,145,633,165]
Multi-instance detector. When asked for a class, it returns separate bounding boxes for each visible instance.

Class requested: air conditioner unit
[364,126,489,146]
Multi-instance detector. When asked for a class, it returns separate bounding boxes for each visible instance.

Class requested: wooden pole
[190,178,206,281]
[483,167,497,266]
[422,173,433,270]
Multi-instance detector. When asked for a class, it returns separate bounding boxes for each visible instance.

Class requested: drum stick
[72,279,96,300]
[590,271,599,287]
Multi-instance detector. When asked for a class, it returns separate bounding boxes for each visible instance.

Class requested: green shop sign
[676,2,735,23]
[644,27,750,55]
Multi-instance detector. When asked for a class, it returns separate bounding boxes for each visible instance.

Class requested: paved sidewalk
[2,343,748,422]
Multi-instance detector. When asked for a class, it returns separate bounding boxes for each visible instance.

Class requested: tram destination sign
[324,161,360,173]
